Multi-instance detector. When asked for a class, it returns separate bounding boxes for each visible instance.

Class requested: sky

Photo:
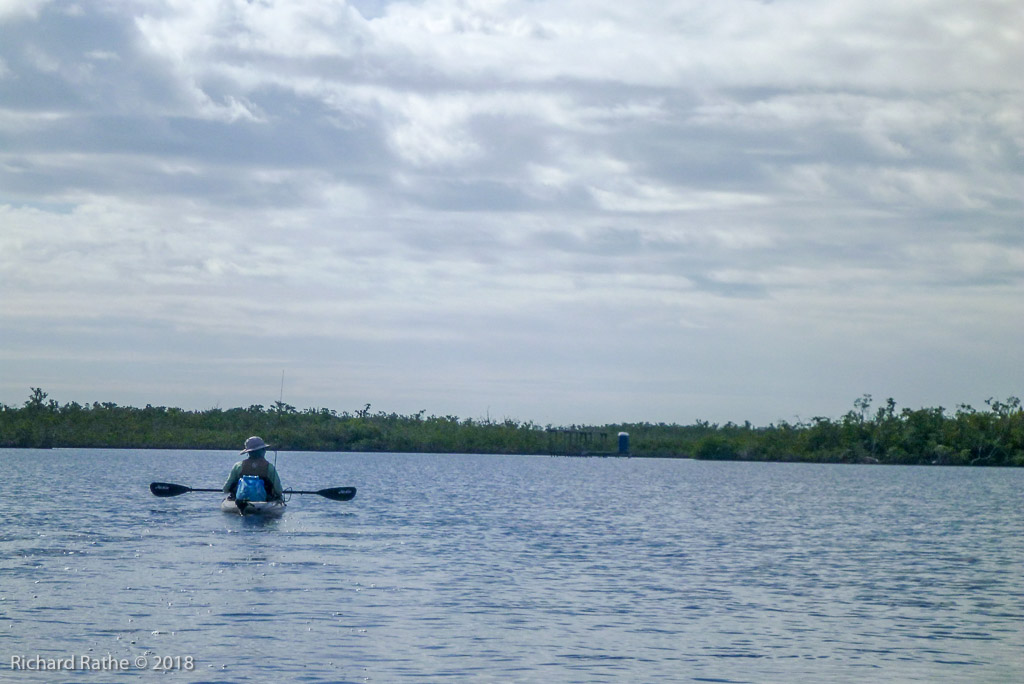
[1,0,1022,427]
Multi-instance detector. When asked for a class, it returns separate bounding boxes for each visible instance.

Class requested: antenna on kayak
[275,369,284,469]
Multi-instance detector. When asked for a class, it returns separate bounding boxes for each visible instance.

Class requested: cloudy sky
[1,0,1022,426]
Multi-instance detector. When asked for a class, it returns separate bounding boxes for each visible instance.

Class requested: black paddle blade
[150,482,191,497]
[318,486,356,501]
[283,486,357,501]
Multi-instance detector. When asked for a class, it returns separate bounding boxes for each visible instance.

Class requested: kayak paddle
[284,487,357,501]
[150,483,220,496]
[150,482,356,501]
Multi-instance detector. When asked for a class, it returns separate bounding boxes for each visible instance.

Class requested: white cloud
[0,0,1021,423]
[0,0,51,21]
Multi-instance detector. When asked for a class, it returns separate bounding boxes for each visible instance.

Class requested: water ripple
[1,451,1022,682]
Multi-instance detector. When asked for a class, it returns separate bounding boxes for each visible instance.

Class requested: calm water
[1,449,1022,683]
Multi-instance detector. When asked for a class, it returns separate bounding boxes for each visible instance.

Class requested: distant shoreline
[3,390,1022,466]
[2,445,1018,468]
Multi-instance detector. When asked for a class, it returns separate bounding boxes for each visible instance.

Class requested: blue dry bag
[235,475,267,501]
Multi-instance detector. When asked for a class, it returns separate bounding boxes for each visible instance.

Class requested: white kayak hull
[220,498,286,517]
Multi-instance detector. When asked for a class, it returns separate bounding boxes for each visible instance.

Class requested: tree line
[1,389,1022,466]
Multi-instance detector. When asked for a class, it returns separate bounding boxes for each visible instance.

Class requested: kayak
[220,497,286,517]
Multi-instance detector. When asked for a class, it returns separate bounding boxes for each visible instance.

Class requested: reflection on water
[1,449,1022,682]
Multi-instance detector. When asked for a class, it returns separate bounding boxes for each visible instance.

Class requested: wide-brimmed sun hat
[241,436,271,454]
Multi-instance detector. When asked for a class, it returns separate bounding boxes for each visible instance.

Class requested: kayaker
[223,436,284,501]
